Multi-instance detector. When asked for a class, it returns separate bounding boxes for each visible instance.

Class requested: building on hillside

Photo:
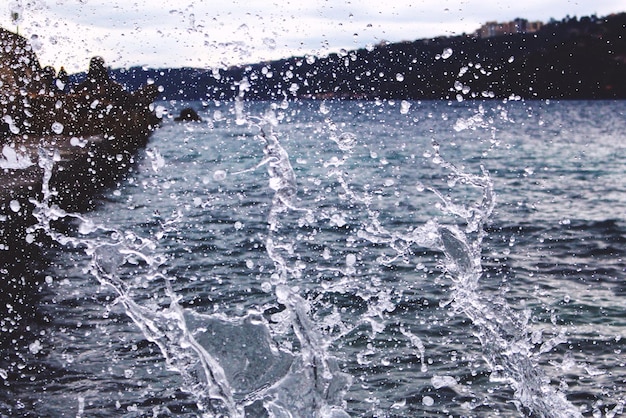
[477,18,543,38]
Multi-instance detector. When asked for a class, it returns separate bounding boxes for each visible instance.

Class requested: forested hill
[110,12,626,101]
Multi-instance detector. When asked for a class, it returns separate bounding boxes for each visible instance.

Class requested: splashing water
[25,100,608,417]
[239,108,353,417]
[27,112,352,417]
[29,150,239,416]
[348,142,583,417]
[431,161,583,418]
[243,102,585,416]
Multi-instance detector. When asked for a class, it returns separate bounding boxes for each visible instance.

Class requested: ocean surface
[1,99,625,417]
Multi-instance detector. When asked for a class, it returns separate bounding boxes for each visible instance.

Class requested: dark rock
[0,26,161,260]
[175,107,202,122]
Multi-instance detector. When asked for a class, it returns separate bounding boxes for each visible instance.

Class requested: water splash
[351,142,583,417]
[0,144,33,169]
[28,110,352,416]
[24,101,604,417]
[245,111,352,416]
[29,151,239,416]
[433,151,585,417]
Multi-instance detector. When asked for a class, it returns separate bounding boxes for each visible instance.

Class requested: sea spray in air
[27,114,352,416]
[21,100,617,417]
[28,151,240,416]
[242,111,352,417]
[313,121,584,416]
[432,150,584,418]
[29,155,296,416]
[352,142,583,417]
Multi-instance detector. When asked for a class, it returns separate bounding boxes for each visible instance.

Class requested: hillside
[109,12,626,101]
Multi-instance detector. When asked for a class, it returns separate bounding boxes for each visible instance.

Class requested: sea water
[1,99,625,417]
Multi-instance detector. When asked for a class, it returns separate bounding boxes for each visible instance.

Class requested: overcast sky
[1,0,623,72]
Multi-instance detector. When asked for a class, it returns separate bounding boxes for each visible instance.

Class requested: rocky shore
[0,27,160,262]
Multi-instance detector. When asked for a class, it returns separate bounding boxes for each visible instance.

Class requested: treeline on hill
[108,12,626,101]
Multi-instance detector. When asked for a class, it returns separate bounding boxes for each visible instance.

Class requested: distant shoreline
[99,12,625,102]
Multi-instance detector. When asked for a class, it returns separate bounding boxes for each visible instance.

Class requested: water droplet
[147,149,165,172]
[330,213,347,227]
[263,38,276,50]
[154,105,166,118]
[332,132,356,152]
[400,100,411,114]
[508,55,515,63]
[51,122,64,134]
[441,48,453,59]
[234,221,244,230]
[70,137,87,148]
[346,253,356,267]
[28,340,42,354]
[319,102,330,115]
[431,375,456,389]
[395,73,404,82]
[422,395,434,406]
[9,200,20,212]
[275,285,290,303]
[213,170,227,181]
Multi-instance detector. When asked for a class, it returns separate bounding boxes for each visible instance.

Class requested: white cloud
[0,0,623,70]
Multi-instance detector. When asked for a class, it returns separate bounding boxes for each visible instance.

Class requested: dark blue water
[1,99,625,417]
